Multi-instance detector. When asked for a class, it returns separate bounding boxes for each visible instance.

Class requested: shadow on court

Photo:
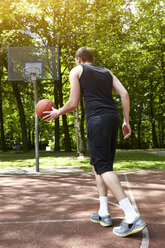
[0,171,164,248]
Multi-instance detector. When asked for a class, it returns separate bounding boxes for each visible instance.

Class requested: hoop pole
[33,79,39,172]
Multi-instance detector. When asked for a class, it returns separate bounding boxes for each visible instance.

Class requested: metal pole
[33,79,39,172]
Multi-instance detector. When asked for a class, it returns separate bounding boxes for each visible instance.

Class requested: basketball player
[44,47,146,237]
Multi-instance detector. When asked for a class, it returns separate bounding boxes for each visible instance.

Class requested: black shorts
[87,113,120,175]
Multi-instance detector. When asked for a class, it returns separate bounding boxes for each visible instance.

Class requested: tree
[0,0,164,152]
[0,66,6,151]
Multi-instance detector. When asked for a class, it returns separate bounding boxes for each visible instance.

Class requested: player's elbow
[121,90,129,98]
[72,102,79,109]
[69,99,79,110]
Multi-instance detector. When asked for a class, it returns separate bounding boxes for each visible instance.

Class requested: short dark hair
[75,47,93,63]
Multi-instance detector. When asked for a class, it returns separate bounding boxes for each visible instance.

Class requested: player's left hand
[122,122,131,139]
[43,107,60,122]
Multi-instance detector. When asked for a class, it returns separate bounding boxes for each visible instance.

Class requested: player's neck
[82,62,92,65]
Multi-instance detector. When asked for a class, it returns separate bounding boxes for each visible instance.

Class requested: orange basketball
[36,99,56,119]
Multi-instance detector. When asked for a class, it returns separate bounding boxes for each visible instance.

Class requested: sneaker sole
[90,218,100,224]
[100,221,112,227]
[113,224,146,237]
[90,218,112,227]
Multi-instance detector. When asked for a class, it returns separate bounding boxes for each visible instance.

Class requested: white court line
[124,173,149,248]
[0,219,89,225]
[0,192,122,226]
[0,217,124,225]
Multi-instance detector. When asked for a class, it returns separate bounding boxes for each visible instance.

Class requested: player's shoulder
[92,64,110,73]
[69,65,83,78]
[95,65,112,76]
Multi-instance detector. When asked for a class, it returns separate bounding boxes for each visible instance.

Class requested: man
[44,47,146,237]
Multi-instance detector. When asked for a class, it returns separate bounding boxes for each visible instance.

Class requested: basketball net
[23,67,40,81]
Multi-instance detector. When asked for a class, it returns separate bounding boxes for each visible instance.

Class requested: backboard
[8,46,60,81]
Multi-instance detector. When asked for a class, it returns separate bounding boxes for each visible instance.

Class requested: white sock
[98,196,109,217]
[119,197,138,223]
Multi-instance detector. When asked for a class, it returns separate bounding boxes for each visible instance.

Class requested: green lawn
[0,150,164,172]
[114,151,165,170]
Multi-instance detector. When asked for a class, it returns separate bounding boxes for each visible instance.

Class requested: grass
[0,150,164,172]
[0,152,89,169]
[114,151,165,171]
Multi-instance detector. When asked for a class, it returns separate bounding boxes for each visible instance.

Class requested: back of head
[75,47,93,63]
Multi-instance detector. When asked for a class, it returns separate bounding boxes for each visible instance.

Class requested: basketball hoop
[8,46,59,81]
[23,67,41,81]
[8,46,60,173]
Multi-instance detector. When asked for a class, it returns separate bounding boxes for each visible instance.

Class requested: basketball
[36,99,56,119]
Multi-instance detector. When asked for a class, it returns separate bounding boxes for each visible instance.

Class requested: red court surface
[0,170,164,248]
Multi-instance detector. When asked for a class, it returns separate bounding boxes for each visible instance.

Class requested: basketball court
[0,170,164,248]
[5,22,164,248]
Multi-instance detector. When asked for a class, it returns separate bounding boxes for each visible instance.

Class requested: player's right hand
[43,107,60,122]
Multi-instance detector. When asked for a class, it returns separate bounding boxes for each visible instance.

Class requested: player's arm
[110,70,131,139]
[43,66,82,121]
[58,66,81,115]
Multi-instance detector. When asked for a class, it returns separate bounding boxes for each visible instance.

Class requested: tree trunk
[0,75,7,151]
[137,106,142,148]
[161,121,164,147]
[119,124,123,147]
[149,81,158,148]
[28,129,32,149]
[130,120,136,148]
[58,66,72,152]
[137,119,141,148]
[160,30,165,91]
[12,82,29,152]
[66,58,85,155]
[73,108,86,156]
[54,80,60,151]
[32,129,35,148]
[62,114,72,152]
[80,95,87,154]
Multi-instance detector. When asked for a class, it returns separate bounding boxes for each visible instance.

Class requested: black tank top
[79,64,118,121]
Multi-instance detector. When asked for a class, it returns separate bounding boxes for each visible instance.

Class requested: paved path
[0,166,84,176]
[118,149,165,156]
[0,170,164,248]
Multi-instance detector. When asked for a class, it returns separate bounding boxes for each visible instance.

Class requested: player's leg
[89,114,145,235]
[92,165,107,197]
[101,171,126,202]
[87,114,145,232]
[98,115,139,224]
[90,166,112,226]
[87,114,117,227]
[99,170,139,223]
[92,166,109,216]
[101,171,138,222]
[101,171,146,236]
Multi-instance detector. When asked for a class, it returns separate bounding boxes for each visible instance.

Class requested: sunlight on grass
[114,161,164,171]
[0,155,90,169]
[113,152,165,171]
[0,151,164,172]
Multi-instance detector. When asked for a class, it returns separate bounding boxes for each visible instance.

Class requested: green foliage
[0,0,164,151]
[48,140,54,149]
